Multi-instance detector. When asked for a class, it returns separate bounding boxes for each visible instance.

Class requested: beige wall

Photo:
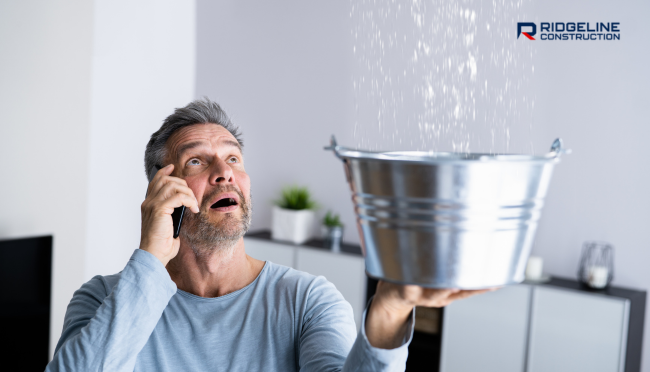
[0,0,93,357]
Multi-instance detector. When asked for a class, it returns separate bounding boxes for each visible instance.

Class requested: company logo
[517,23,536,40]
[517,22,620,41]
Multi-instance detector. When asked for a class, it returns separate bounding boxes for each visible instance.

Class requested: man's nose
[210,158,234,184]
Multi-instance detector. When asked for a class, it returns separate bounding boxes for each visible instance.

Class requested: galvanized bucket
[326,137,569,289]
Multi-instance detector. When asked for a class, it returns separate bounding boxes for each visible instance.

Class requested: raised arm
[365,281,492,349]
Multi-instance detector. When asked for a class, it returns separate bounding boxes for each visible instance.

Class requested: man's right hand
[140,164,200,266]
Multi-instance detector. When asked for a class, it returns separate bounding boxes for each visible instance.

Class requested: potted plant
[322,211,344,253]
[272,186,318,244]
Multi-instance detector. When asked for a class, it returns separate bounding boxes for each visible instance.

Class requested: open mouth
[210,197,239,209]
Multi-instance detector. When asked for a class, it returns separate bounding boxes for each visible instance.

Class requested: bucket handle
[323,135,342,159]
[324,135,353,182]
[547,138,572,158]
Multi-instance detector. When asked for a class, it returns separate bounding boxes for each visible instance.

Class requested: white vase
[271,206,315,244]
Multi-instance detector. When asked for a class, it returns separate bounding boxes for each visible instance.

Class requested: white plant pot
[271,206,315,244]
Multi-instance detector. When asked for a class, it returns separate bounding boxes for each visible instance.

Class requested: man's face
[165,123,251,252]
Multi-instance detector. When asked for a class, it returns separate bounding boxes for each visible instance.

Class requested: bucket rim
[332,147,561,164]
[325,136,569,164]
[325,136,568,164]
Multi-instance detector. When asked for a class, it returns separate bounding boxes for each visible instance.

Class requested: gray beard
[180,187,252,260]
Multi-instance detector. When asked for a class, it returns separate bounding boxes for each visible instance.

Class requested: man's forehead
[167,123,241,156]
[170,123,235,142]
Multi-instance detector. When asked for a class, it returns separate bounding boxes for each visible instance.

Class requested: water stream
[351,0,536,154]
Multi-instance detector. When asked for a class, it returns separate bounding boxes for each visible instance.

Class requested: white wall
[84,0,196,279]
[197,0,650,369]
[532,0,650,290]
[0,0,93,357]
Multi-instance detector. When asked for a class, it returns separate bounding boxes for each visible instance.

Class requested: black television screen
[0,235,52,370]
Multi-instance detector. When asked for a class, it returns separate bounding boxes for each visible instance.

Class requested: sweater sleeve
[342,300,415,372]
[46,249,177,372]
[298,277,414,372]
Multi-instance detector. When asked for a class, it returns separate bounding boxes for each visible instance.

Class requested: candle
[588,266,609,288]
[526,256,544,281]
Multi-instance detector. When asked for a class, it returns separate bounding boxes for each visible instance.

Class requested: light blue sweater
[47,249,413,371]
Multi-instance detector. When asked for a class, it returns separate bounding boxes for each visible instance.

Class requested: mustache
[200,185,246,209]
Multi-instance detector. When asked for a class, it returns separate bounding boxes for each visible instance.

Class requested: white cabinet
[439,279,642,372]
[244,236,366,330]
[440,285,532,372]
[527,287,629,372]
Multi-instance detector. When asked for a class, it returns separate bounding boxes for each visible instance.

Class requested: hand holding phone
[148,165,186,239]
[140,164,199,266]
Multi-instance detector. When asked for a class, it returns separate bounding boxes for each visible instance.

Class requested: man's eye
[187,159,201,166]
[228,157,239,163]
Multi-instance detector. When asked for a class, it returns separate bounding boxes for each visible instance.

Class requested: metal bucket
[326,137,569,289]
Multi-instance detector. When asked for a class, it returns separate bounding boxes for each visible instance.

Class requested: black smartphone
[147,165,186,239]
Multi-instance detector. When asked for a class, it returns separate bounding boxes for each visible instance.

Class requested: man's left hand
[365,281,494,349]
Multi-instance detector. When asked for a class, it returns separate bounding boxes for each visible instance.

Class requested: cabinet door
[440,285,532,372]
[295,248,366,330]
[244,238,295,268]
[527,287,629,372]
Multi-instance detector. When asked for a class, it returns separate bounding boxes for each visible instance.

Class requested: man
[47,98,487,371]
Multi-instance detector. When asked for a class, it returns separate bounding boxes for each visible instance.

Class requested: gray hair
[144,98,243,180]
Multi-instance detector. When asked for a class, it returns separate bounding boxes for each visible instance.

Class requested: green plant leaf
[323,210,343,227]
[275,185,318,210]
